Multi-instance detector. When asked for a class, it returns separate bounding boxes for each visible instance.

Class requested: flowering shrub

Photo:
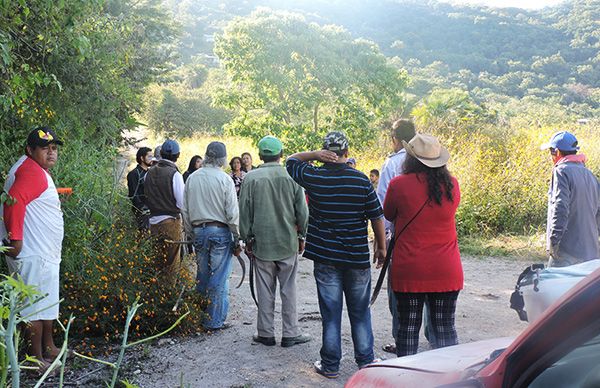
[51,147,207,349]
[61,221,207,345]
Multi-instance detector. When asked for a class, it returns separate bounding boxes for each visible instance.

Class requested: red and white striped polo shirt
[1,155,64,262]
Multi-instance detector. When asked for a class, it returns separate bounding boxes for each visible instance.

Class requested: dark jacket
[127,165,148,212]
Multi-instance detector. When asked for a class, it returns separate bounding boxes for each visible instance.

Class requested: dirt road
[126,254,531,387]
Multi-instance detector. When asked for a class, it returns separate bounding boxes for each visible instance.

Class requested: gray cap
[322,131,349,151]
[154,145,162,160]
[206,141,227,158]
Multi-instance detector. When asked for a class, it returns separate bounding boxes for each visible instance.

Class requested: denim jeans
[193,226,233,329]
[314,262,374,372]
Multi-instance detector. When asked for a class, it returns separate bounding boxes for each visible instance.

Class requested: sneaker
[313,360,339,379]
[359,358,383,369]
[252,335,276,346]
[281,333,311,348]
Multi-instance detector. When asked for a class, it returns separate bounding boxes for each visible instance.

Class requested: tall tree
[0,0,178,154]
[213,9,408,151]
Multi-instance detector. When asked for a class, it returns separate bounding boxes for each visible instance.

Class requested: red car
[346,267,600,388]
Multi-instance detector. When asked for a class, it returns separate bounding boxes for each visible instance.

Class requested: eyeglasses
[550,148,558,156]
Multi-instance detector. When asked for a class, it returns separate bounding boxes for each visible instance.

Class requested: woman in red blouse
[383,133,463,356]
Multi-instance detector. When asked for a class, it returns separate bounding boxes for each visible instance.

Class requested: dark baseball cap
[27,127,63,147]
[206,141,227,158]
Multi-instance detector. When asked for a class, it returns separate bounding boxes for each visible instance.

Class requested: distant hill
[163,0,599,112]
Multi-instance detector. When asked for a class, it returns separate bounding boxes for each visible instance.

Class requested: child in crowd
[369,169,379,190]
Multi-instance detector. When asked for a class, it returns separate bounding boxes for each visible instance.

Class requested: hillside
[164,0,599,113]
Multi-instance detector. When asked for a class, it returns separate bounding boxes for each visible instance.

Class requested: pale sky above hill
[440,0,566,9]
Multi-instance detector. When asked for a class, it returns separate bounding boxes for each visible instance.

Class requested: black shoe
[281,333,311,347]
[253,335,276,346]
[205,322,233,332]
[382,343,396,354]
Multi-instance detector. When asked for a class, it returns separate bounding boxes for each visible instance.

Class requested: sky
[439,0,566,9]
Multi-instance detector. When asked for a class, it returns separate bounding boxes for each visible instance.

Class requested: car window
[529,333,600,387]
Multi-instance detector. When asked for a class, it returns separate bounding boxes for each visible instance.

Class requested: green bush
[54,148,207,346]
[437,123,600,235]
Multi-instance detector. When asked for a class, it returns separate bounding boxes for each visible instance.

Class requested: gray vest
[144,160,180,218]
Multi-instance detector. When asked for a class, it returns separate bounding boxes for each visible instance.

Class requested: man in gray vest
[144,139,184,276]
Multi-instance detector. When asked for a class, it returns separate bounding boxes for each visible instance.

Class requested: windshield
[529,333,600,387]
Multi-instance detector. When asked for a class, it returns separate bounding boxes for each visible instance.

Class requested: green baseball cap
[258,136,283,156]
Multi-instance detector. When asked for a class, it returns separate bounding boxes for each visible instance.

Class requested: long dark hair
[403,154,454,205]
[187,155,202,172]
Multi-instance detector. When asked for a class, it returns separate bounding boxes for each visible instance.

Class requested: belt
[192,221,228,228]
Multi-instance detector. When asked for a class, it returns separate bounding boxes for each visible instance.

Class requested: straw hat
[402,134,450,168]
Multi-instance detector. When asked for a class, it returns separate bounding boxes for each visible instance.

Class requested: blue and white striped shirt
[286,158,383,269]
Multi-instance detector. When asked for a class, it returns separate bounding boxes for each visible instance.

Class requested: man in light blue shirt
[376,119,418,354]
[182,141,241,331]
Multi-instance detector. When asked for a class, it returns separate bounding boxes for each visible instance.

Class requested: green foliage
[142,81,232,137]
[164,0,600,114]
[52,150,207,344]
[0,0,210,351]
[0,0,178,146]
[411,88,496,131]
[213,9,408,152]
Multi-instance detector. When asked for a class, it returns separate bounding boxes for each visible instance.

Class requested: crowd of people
[1,122,598,378]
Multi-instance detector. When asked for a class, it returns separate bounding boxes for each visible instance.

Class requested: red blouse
[383,173,463,293]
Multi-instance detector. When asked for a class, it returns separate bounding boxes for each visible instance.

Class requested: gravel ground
[125,254,531,388]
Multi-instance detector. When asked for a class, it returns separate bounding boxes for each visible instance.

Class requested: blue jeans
[314,262,374,372]
[193,226,233,329]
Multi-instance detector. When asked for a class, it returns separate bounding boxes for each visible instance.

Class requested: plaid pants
[394,291,459,356]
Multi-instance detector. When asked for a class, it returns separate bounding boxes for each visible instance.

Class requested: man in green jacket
[239,135,311,347]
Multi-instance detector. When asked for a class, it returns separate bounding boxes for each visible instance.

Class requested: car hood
[371,337,514,373]
[346,338,514,388]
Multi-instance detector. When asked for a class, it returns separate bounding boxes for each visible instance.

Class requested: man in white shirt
[376,119,417,354]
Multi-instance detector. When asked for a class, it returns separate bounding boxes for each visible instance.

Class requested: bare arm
[5,239,22,258]
[288,150,338,163]
[371,218,386,268]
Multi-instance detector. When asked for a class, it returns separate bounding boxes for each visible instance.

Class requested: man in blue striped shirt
[286,131,386,379]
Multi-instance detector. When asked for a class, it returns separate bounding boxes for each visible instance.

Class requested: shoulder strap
[132,167,145,198]
[370,198,429,306]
